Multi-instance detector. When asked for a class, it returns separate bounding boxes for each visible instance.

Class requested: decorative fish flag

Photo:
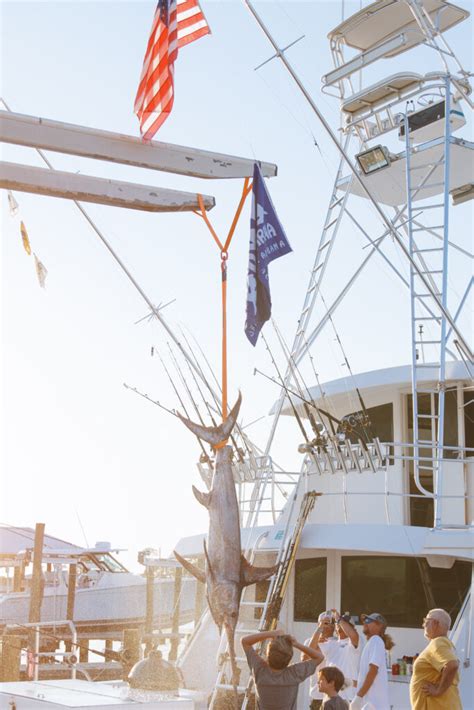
[245,163,292,346]
[34,254,48,289]
[20,221,32,255]
[134,0,210,140]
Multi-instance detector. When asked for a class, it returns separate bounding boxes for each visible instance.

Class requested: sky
[1,0,472,572]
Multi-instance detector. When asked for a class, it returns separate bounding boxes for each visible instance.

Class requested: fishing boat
[1,0,472,707]
[169,1,474,708]
[0,526,196,636]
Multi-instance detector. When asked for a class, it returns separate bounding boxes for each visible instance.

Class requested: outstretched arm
[332,609,359,648]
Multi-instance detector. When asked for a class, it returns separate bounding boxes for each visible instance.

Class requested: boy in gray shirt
[318,666,349,709]
[242,629,323,710]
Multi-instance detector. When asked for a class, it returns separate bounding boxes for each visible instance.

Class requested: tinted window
[465,391,474,455]
[341,556,470,627]
[338,403,394,463]
[294,558,327,622]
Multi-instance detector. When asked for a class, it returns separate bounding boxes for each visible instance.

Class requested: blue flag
[245,163,292,346]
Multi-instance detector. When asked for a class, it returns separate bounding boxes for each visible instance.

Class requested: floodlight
[451,183,474,206]
[356,145,391,175]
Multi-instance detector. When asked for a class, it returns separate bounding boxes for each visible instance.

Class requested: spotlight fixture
[355,145,391,175]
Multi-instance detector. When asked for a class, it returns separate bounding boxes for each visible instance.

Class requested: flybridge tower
[244,0,474,533]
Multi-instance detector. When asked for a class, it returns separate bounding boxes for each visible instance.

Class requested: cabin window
[294,557,327,621]
[337,403,394,463]
[341,555,471,628]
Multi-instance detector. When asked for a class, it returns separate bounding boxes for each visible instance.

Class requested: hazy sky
[1,0,472,570]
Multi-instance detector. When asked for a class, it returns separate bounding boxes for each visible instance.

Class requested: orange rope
[194,179,253,433]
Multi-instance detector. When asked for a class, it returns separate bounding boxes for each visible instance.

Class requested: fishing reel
[339,411,370,437]
[298,431,328,455]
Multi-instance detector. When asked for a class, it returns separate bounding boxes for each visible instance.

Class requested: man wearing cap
[303,611,338,709]
[303,610,360,708]
[410,608,461,709]
[350,613,391,710]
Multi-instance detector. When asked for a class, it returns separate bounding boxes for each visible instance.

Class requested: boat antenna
[74,509,90,548]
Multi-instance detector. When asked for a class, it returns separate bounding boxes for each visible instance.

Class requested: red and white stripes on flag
[134,0,209,141]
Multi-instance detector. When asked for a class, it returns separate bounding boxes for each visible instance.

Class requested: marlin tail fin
[177,392,242,446]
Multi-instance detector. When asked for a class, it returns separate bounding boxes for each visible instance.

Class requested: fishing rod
[319,293,375,446]
[260,333,317,449]
[179,335,245,465]
[167,342,209,433]
[153,347,211,464]
[271,320,331,440]
[253,366,341,429]
[178,324,254,459]
[123,383,179,419]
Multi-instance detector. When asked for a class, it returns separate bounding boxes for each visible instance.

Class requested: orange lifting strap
[194,177,252,443]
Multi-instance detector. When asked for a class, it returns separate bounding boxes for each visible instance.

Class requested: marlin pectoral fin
[177,392,242,447]
[203,539,215,580]
[192,485,211,508]
[173,550,206,584]
[240,555,279,587]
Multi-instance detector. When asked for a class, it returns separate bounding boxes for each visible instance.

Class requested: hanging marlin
[174,392,277,690]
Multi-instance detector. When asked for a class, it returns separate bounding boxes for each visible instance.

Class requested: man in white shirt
[350,612,390,710]
[303,610,360,707]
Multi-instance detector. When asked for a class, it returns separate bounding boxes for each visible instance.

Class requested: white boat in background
[0,526,196,635]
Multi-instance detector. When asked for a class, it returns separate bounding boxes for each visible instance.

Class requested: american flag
[134,0,209,141]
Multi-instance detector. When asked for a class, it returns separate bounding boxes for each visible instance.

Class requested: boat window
[294,557,327,622]
[341,556,471,628]
[337,403,394,462]
[92,553,128,572]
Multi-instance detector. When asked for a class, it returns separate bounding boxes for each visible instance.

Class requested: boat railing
[5,619,79,682]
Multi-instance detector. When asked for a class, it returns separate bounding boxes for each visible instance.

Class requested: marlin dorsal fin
[192,485,211,508]
[240,555,278,587]
[173,550,206,584]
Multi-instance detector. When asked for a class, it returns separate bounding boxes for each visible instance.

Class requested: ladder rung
[419,203,444,210]
[415,340,441,345]
[410,163,442,171]
[234,628,262,634]
[418,439,437,444]
[413,248,443,253]
[329,196,344,209]
[312,263,324,273]
[318,240,331,252]
[417,414,438,419]
[323,217,338,231]
[417,363,441,368]
[418,269,443,274]
[412,226,444,232]
[240,601,266,607]
[215,684,247,692]
[415,389,438,394]
[414,317,438,321]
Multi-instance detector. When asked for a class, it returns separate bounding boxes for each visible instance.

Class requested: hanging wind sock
[245,163,292,346]
[8,191,19,217]
[33,254,48,289]
[20,221,32,255]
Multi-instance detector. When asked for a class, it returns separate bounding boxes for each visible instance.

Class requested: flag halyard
[134,0,209,141]
[245,164,292,346]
